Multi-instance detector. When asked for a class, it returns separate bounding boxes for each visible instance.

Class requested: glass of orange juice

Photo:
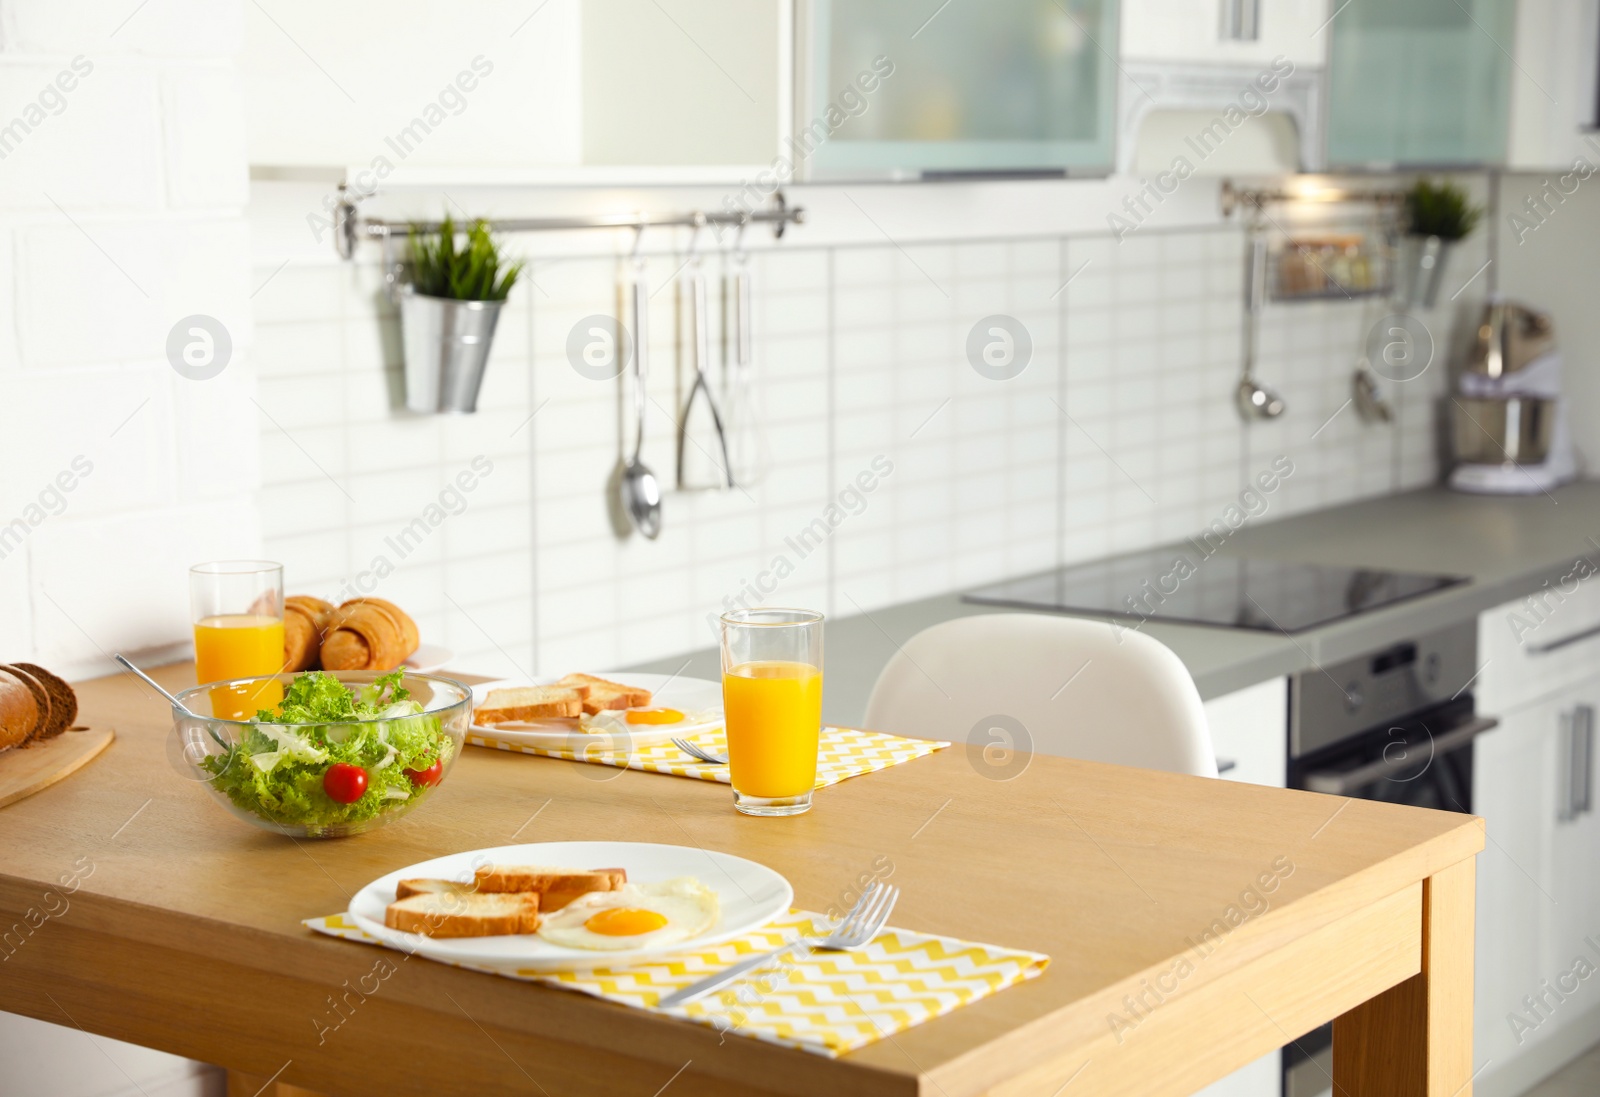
[719,608,823,817]
[191,561,286,719]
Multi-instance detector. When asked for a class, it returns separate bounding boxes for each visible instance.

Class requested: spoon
[620,257,663,539]
[115,653,194,715]
[116,653,227,749]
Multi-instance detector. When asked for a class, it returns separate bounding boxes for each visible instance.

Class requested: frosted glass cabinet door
[800,0,1118,176]
[1326,0,1514,167]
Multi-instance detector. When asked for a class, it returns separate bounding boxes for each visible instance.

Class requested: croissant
[283,595,336,672]
[345,598,420,656]
[320,598,419,671]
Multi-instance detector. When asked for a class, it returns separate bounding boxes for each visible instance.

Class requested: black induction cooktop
[963,549,1467,634]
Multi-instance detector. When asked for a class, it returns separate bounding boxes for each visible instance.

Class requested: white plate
[404,644,455,674]
[469,671,723,749]
[348,841,792,970]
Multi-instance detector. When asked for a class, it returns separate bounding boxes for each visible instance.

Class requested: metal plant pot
[1397,234,1454,309]
[399,287,504,414]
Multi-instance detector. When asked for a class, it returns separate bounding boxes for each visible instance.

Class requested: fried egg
[579,708,715,734]
[535,878,719,951]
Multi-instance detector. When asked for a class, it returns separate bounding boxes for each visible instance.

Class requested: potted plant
[400,216,524,414]
[1398,179,1482,309]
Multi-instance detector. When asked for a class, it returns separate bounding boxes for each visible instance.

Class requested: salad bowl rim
[172,669,474,726]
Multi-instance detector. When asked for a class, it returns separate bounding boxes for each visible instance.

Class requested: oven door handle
[1303,716,1499,796]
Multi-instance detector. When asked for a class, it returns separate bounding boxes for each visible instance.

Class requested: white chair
[863,613,1218,777]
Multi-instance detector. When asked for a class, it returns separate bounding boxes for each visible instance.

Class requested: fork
[672,737,728,765]
[657,880,900,1008]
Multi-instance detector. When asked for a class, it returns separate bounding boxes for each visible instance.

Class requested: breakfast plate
[403,644,454,674]
[347,840,793,970]
[469,671,723,749]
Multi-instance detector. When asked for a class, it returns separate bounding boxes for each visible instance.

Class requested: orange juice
[722,660,822,798]
[194,614,285,719]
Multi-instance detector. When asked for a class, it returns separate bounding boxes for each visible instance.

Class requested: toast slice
[473,865,627,910]
[385,892,541,937]
[395,878,473,900]
[476,685,583,724]
[557,674,652,714]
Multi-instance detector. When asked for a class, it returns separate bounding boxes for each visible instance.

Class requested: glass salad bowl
[172,670,472,839]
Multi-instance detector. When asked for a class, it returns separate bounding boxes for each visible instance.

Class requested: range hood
[1117,62,1324,176]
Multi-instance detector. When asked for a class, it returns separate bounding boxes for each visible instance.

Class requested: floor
[1524,1043,1600,1096]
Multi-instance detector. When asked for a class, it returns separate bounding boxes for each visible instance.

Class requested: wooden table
[0,665,1484,1097]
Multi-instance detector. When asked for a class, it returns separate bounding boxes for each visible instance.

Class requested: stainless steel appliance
[1449,296,1577,494]
[1281,620,1497,1096]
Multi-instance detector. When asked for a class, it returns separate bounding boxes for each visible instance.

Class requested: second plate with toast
[469,671,724,749]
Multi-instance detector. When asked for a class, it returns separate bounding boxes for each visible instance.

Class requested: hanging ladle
[1237,227,1286,421]
[620,227,663,539]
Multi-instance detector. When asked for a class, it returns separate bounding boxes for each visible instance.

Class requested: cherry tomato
[405,757,443,787]
[323,763,368,804]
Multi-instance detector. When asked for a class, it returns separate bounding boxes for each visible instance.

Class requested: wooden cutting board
[0,727,114,809]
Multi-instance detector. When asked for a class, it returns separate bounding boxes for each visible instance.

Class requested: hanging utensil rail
[334,184,803,260]
[1221,180,1406,217]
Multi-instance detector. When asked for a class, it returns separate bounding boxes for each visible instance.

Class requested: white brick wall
[0,1,254,1088]
[0,0,259,683]
[247,181,1487,681]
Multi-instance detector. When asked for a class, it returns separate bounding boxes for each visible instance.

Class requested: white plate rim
[347,840,792,970]
[468,672,723,747]
[404,643,455,674]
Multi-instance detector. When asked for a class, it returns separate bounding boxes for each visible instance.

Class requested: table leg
[1332,856,1476,1096]
[226,1070,329,1097]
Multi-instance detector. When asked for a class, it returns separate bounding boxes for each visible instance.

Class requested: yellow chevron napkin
[305,908,1048,1057]
[466,725,949,788]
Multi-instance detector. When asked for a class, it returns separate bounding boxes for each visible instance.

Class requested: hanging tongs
[677,215,735,490]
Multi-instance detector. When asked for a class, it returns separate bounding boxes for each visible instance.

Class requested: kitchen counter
[633,482,1600,720]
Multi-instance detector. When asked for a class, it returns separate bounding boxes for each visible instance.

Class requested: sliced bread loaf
[385,892,541,937]
[556,674,652,714]
[473,865,627,909]
[475,686,583,723]
[0,669,39,751]
[11,663,75,740]
[395,878,472,900]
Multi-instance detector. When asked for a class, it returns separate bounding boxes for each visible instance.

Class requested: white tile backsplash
[248,198,1485,677]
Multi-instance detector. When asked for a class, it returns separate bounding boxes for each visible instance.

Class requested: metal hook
[630,218,647,267]
[686,212,708,265]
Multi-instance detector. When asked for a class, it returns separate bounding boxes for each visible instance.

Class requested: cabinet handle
[1577,704,1595,817]
[1558,705,1594,823]
[1524,620,1600,655]
[1219,0,1260,41]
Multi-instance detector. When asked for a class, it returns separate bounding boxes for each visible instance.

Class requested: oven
[1281,620,1497,1097]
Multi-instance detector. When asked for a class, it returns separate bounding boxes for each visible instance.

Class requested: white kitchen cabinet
[1473,590,1600,1094]
[243,0,789,180]
[1120,0,1329,67]
[1191,677,1288,1097]
[1203,677,1288,788]
[1544,685,1600,995]
[1506,0,1600,170]
[1473,695,1560,1070]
